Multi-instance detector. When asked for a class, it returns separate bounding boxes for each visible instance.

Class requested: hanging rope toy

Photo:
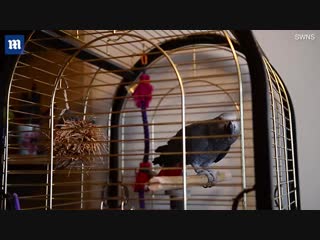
[52,78,108,170]
[132,53,154,209]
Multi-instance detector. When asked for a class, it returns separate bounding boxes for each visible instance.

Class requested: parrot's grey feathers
[215,145,231,163]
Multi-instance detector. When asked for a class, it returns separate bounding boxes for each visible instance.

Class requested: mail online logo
[5,35,25,55]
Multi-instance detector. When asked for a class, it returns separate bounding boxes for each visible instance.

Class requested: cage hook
[59,78,70,118]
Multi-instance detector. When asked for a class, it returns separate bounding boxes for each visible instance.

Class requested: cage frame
[0,30,301,210]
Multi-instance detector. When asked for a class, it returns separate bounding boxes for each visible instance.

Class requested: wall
[253,30,320,210]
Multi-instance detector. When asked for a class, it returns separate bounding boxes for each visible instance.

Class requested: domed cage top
[0,30,300,210]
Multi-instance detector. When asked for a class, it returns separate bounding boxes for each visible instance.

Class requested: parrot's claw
[195,169,217,188]
[203,170,217,188]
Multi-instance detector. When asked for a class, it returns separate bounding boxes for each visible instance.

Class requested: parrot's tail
[157,168,183,176]
[154,144,168,153]
[154,144,183,176]
[153,157,183,177]
[152,156,163,166]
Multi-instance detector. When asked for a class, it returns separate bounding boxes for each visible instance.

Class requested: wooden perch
[147,171,232,192]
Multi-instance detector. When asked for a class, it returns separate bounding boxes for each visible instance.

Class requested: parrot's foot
[195,169,217,188]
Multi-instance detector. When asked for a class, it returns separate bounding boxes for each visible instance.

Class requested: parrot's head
[216,112,240,137]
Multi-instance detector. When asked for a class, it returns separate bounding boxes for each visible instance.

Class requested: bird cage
[0,30,300,210]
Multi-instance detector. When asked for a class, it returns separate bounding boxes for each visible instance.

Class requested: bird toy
[132,53,154,209]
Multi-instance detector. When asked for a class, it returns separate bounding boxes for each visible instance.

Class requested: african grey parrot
[152,112,240,188]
